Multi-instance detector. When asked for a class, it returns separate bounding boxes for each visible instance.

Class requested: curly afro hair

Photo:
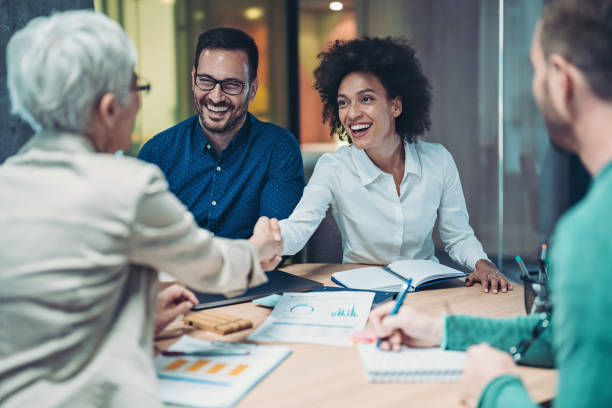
[313,37,432,144]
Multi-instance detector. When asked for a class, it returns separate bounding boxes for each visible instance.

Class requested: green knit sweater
[443,161,612,408]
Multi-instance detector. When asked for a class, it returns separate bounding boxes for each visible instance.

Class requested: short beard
[196,97,248,136]
[200,111,246,135]
[540,80,579,153]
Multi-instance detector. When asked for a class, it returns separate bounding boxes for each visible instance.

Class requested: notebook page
[357,343,466,382]
[331,266,405,291]
[386,260,466,288]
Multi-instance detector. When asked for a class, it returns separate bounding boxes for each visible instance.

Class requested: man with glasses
[369,0,612,406]
[139,28,305,240]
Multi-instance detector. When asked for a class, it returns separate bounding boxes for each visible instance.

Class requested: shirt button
[211,200,217,206]
[206,144,211,150]
[216,166,221,172]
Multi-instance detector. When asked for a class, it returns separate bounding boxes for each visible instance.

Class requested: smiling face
[191,48,258,137]
[337,71,402,151]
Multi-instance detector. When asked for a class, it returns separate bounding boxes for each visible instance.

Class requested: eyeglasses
[131,79,151,94]
[194,74,246,95]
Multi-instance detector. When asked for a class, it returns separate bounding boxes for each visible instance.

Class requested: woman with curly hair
[279,37,510,293]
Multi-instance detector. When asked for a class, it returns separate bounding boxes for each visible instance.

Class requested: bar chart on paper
[154,336,291,408]
[248,291,374,346]
[331,305,358,317]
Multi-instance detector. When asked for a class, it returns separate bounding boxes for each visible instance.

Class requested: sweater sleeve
[478,376,537,408]
[443,314,554,368]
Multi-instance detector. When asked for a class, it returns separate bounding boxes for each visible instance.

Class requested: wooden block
[184,310,253,335]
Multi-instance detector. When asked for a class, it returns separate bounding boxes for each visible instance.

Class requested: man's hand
[369,302,443,350]
[155,284,199,335]
[466,259,512,294]
[458,343,520,407]
[249,216,283,271]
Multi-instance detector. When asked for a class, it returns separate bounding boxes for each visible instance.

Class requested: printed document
[248,291,374,346]
[155,335,290,408]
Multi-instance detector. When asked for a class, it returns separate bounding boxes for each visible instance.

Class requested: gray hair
[6,10,138,133]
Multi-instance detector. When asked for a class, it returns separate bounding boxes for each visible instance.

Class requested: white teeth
[207,104,229,112]
[350,124,371,131]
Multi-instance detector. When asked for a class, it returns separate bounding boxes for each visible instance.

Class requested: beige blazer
[0,131,266,407]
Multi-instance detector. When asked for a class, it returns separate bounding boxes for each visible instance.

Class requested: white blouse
[280,140,488,269]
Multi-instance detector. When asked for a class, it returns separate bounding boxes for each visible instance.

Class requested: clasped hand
[249,216,284,271]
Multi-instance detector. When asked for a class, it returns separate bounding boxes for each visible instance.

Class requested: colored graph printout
[154,335,291,408]
[248,291,374,346]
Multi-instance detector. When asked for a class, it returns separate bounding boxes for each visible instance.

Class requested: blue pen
[376,280,412,348]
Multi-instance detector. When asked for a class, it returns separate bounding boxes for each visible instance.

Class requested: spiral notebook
[357,344,466,382]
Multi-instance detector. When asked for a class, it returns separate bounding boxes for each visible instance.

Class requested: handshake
[248,216,284,271]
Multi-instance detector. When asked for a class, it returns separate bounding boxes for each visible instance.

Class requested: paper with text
[248,291,374,346]
[154,335,290,408]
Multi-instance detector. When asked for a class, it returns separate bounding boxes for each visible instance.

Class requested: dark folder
[190,269,323,310]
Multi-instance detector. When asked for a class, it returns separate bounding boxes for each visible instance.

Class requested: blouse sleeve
[279,154,336,256]
[128,167,267,298]
[437,148,489,270]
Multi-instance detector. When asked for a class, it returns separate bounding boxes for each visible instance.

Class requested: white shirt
[0,131,266,407]
[280,140,488,269]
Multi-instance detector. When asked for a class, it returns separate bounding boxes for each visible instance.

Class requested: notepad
[331,260,467,293]
[357,343,467,382]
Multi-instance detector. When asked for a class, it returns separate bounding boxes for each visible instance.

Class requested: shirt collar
[351,139,422,186]
[195,113,252,154]
[18,130,96,155]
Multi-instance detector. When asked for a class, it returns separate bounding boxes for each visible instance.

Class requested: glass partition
[94,0,569,271]
[95,0,289,154]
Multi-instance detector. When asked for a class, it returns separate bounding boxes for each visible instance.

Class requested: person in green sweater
[369,0,612,406]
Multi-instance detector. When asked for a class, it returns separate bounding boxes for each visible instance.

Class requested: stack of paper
[154,335,291,408]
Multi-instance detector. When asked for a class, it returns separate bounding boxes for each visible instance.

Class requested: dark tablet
[191,269,323,310]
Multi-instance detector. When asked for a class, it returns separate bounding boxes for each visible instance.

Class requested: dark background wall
[0,0,93,164]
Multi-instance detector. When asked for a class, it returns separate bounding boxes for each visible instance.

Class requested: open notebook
[331,259,467,293]
[357,344,466,382]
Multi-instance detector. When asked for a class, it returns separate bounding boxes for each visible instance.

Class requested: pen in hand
[376,280,412,349]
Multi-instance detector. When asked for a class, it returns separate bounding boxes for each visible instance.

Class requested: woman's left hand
[466,259,512,294]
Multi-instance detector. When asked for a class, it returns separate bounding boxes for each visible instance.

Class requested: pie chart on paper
[289,304,314,315]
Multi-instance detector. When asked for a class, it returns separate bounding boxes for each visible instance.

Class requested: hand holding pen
[368,281,445,350]
[376,282,410,348]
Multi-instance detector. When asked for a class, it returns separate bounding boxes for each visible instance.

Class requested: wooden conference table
[156,264,557,408]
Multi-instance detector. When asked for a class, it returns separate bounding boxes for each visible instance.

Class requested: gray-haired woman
[0,10,282,407]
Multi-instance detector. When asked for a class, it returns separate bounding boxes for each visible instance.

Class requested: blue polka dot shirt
[138,113,305,239]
